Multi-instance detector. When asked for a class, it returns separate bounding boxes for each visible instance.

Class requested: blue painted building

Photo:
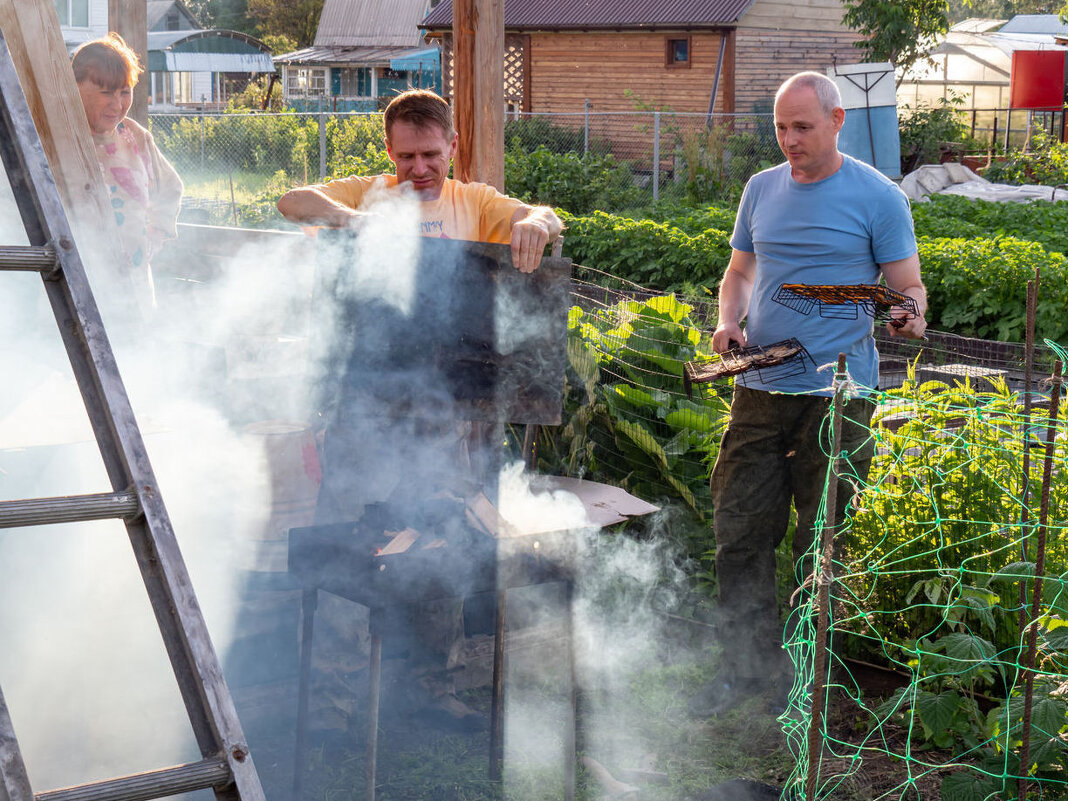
[274,0,442,113]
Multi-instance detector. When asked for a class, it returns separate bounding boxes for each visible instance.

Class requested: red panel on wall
[1010,50,1067,110]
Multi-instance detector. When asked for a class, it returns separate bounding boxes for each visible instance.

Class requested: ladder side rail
[0,684,34,801]
[0,32,263,801]
[0,38,129,496]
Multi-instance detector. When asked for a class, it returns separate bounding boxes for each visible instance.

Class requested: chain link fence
[150,109,781,227]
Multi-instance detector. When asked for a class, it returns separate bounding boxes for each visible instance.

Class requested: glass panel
[53,0,69,25]
[71,0,89,27]
[670,39,688,64]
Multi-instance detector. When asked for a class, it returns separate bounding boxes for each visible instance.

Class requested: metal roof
[147,30,275,73]
[273,45,424,66]
[421,0,754,30]
[147,0,199,30]
[998,14,1068,35]
[314,0,435,48]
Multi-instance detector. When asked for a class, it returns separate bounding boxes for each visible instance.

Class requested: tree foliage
[946,0,1063,21]
[247,0,323,48]
[842,0,950,79]
[183,0,322,48]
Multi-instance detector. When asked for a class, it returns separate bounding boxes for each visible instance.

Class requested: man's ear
[831,106,846,132]
[447,132,458,159]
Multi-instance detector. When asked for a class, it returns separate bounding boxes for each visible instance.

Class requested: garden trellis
[555,269,1068,799]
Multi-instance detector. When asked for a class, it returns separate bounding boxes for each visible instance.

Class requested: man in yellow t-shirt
[277,89,562,273]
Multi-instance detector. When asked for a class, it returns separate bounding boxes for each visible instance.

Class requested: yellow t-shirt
[313,174,525,245]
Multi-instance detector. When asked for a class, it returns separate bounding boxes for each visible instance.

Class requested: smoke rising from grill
[1,168,707,798]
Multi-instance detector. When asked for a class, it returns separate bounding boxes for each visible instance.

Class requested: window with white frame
[291,67,327,96]
[54,0,90,27]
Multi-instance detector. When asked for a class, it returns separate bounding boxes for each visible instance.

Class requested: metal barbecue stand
[288,236,575,801]
[0,29,264,801]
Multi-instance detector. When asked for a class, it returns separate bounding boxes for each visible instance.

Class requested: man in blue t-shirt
[695,71,927,716]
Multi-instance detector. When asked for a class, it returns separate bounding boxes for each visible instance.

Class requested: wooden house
[54,0,274,108]
[274,0,442,112]
[421,0,863,116]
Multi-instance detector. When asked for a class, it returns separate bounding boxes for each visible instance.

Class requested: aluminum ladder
[0,28,265,801]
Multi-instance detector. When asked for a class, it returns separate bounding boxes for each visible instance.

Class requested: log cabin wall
[526,30,733,115]
[732,0,862,113]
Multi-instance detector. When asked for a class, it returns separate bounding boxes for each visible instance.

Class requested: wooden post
[452,0,504,190]
[0,0,143,319]
[109,0,148,125]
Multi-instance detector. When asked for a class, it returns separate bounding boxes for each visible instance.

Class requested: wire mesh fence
[149,109,782,226]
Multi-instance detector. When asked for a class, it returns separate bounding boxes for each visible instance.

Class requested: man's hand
[509,205,563,273]
[886,304,927,339]
[712,322,746,354]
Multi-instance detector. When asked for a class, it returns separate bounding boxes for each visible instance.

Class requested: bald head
[775,72,842,118]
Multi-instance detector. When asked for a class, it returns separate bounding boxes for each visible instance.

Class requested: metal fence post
[318,97,327,181]
[199,109,205,171]
[583,99,590,155]
[652,110,660,202]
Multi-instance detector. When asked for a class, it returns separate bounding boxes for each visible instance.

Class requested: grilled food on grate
[773,283,920,327]
[683,338,808,396]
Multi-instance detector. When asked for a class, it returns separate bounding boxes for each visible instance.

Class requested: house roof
[421,0,754,30]
[147,0,199,30]
[147,30,275,73]
[273,45,427,66]
[314,0,435,48]
[998,14,1068,35]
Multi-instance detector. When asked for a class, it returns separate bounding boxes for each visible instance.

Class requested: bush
[503,115,603,155]
[324,114,392,179]
[983,128,1068,187]
[913,195,1068,256]
[899,96,980,173]
[504,144,641,214]
[560,210,731,291]
[918,234,1068,342]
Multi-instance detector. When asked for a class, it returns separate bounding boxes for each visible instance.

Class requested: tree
[842,0,951,82]
[946,0,1062,21]
[248,0,324,48]
[183,0,257,36]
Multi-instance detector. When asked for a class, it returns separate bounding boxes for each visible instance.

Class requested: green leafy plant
[558,210,731,291]
[532,294,730,563]
[917,234,1068,342]
[912,195,1068,257]
[898,95,981,173]
[984,128,1068,187]
[504,143,641,214]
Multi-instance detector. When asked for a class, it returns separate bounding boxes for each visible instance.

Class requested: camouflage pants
[709,386,875,683]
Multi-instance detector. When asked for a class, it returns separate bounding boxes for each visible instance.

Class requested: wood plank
[109,0,148,126]
[0,0,143,319]
[454,0,505,189]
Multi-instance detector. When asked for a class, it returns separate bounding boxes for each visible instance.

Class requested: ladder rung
[35,757,231,801]
[0,491,140,528]
[0,244,57,272]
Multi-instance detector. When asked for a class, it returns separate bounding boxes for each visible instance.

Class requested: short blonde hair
[72,32,142,91]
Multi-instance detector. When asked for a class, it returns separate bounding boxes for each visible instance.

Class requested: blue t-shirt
[729,155,917,395]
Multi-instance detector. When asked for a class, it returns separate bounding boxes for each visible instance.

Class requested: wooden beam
[0,0,143,319]
[109,0,148,126]
[453,0,504,190]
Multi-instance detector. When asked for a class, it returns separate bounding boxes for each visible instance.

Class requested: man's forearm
[277,187,358,227]
[717,268,753,328]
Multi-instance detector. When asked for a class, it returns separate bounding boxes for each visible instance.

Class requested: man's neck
[792,152,844,184]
